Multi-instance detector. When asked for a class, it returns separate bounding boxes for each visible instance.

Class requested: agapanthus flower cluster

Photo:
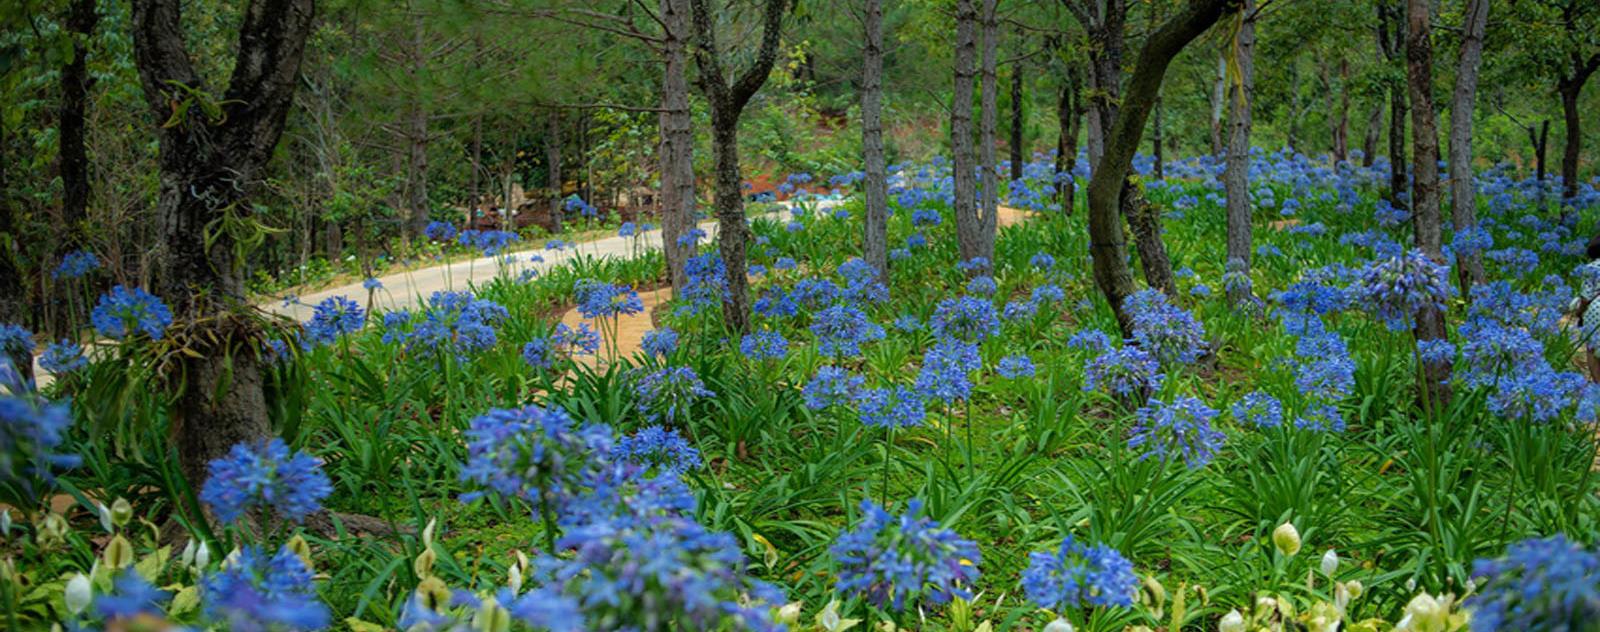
[0,390,79,502]
[1004,300,1038,322]
[1231,391,1284,429]
[804,366,864,410]
[681,254,727,313]
[1067,330,1113,353]
[740,330,789,361]
[424,220,457,242]
[458,229,519,255]
[91,285,173,341]
[838,258,889,303]
[1350,249,1453,330]
[831,499,981,612]
[930,296,1001,343]
[641,327,678,358]
[398,291,509,358]
[810,304,885,357]
[1128,396,1225,469]
[203,545,331,632]
[1083,345,1164,397]
[634,366,716,423]
[458,405,611,506]
[997,354,1037,378]
[95,571,170,622]
[1122,290,1207,365]
[614,425,702,473]
[574,280,645,320]
[855,386,927,428]
[199,438,332,524]
[1290,321,1356,403]
[303,296,365,347]
[38,340,87,373]
[1022,535,1138,612]
[915,339,982,403]
[54,250,100,279]
[966,276,998,296]
[1467,535,1600,631]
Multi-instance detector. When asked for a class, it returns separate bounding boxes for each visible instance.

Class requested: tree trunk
[978,0,999,259]
[1533,120,1549,183]
[1087,0,1238,335]
[469,114,482,214]
[1009,55,1024,182]
[1151,97,1164,179]
[1225,0,1255,306]
[131,0,315,487]
[1332,59,1350,164]
[1381,2,1407,208]
[0,188,30,383]
[1055,65,1082,214]
[405,16,429,239]
[1448,0,1488,291]
[1558,80,1587,203]
[1361,101,1382,167]
[1083,1,1126,168]
[1209,49,1226,155]
[952,0,982,266]
[546,112,564,233]
[659,0,695,292]
[59,0,98,252]
[1406,0,1450,403]
[862,0,890,280]
[1287,63,1301,153]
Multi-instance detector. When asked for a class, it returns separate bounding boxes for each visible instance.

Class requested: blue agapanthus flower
[855,386,926,428]
[930,296,1000,343]
[0,392,79,503]
[614,425,702,473]
[203,545,331,632]
[574,280,645,320]
[458,404,611,505]
[1083,345,1164,397]
[1350,248,1453,330]
[641,328,678,358]
[402,291,509,358]
[1030,252,1056,270]
[1231,391,1284,429]
[303,296,365,347]
[1032,284,1066,304]
[740,330,788,361]
[915,339,982,403]
[810,304,885,357]
[831,498,981,612]
[838,258,889,303]
[1066,329,1113,353]
[362,277,383,291]
[681,254,728,313]
[199,438,332,524]
[1003,300,1038,322]
[92,286,173,340]
[1022,535,1138,611]
[54,250,101,279]
[1123,289,1207,366]
[0,324,30,358]
[1128,396,1225,469]
[96,570,170,621]
[38,340,87,373]
[997,354,1037,378]
[804,366,864,410]
[424,220,458,242]
[965,276,997,297]
[1467,535,1600,631]
[635,366,715,423]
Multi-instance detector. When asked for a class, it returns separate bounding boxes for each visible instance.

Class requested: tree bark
[59,0,98,252]
[1151,97,1164,179]
[977,0,999,260]
[1557,68,1595,202]
[1225,0,1255,306]
[1055,64,1082,214]
[1381,2,1407,208]
[861,0,889,280]
[469,114,482,215]
[1448,0,1488,291]
[1209,49,1226,155]
[546,111,564,234]
[404,15,429,239]
[131,0,316,487]
[1086,0,1239,335]
[1361,101,1382,167]
[688,0,787,333]
[952,0,982,266]
[1406,0,1450,403]
[1332,59,1350,164]
[659,0,695,292]
[1009,53,1024,182]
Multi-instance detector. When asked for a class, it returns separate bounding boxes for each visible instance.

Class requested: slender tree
[1087,0,1240,333]
[130,0,316,485]
[1224,0,1255,306]
[861,0,889,280]
[1054,59,1083,213]
[1009,42,1024,182]
[58,0,98,254]
[952,0,982,265]
[546,111,565,233]
[976,0,999,262]
[687,0,788,333]
[1406,0,1451,402]
[1380,1,1408,208]
[1449,0,1489,290]
[660,0,696,292]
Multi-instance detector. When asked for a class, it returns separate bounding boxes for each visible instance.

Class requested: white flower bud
[1218,609,1246,632]
[97,502,113,534]
[1320,549,1338,576]
[195,541,211,570]
[507,562,523,595]
[1272,522,1302,557]
[64,573,92,616]
[1042,619,1075,632]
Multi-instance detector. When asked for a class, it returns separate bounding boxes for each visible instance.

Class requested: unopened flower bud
[1219,608,1246,632]
[1272,522,1301,557]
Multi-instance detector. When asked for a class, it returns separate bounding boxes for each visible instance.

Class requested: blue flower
[1351,248,1453,330]
[92,286,173,340]
[574,280,645,320]
[855,386,926,428]
[1003,300,1038,322]
[1231,391,1284,429]
[1066,330,1113,353]
[303,296,365,347]
[402,291,509,358]
[997,354,1036,378]
[1083,345,1163,397]
[635,367,715,423]
[965,276,997,296]
[682,254,728,313]
[915,339,982,403]
[203,545,330,632]
[0,391,78,504]
[804,366,865,410]
[839,258,889,303]
[1022,536,1138,611]
[810,304,885,357]
[362,277,383,291]
[893,314,922,332]
[641,328,678,358]
[1468,535,1600,631]
[96,570,170,621]
[458,404,611,505]
[39,340,87,373]
[615,425,702,473]
[1030,252,1056,270]
[0,324,31,357]
[931,296,1000,343]
[424,221,457,242]
[199,438,332,524]
[54,250,101,279]
[740,330,788,361]
[1128,396,1225,469]
[1123,289,1207,366]
[831,499,981,612]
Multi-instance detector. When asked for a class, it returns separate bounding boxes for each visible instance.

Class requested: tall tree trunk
[952,0,982,266]
[59,0,98,252]
[1055,64,1082,214]
[1210,49,1226,155]
[1533,120,1549,183]
[132,0,315,487]
[861,0,890,280]
[1332,59,1350,164]
[546,112,564,234]
[1448,0,1488,291]
[1010,56,1025,182]
[1151,97,1164,179]
[404,16,429,239]
[1225,0,1255,306]
[659,0,695,292]
[1406,0,1450,403]
[0,186,29,384]
[977,0,999,260]
[1361,101,1382,167]
[469,114,482,215]
[1087,0,1238,335]
[1381,2,1407,208]
[1287,63,1301,153]
[1557,75,1593,203]
[1082,0,1126,168]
